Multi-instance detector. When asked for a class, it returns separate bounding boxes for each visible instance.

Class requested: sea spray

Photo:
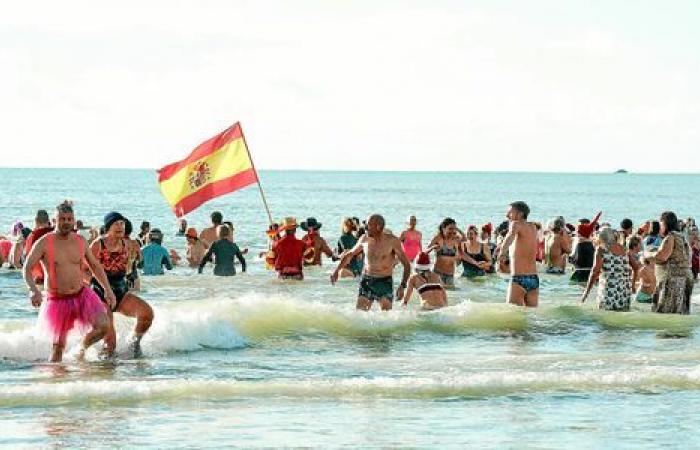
[3,293,700,362]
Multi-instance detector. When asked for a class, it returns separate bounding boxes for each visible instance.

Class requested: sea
[1,168,699,448]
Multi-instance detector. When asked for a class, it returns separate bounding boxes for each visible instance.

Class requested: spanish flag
[157,122,258,217]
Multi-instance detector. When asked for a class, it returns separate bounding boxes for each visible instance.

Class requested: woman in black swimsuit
[461,225,492,278]
[90,212,154,358]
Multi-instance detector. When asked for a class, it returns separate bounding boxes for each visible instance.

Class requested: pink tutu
[38,287,106,343]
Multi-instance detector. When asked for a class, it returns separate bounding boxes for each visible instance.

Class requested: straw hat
[280,217,298,230]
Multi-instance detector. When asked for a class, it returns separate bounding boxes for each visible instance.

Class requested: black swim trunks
[91,277,129,312]
[358,275,394,302]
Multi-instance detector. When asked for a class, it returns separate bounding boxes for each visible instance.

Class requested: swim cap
[103,212,127,231]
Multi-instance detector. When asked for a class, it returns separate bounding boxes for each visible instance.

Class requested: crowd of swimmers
[1,200,698,362]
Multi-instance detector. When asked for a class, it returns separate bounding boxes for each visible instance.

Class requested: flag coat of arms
[157,122,258,217]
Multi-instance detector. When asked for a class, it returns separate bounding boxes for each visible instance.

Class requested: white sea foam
[2,292,699,362]
[4,366,700,407]
[0,299,249,362]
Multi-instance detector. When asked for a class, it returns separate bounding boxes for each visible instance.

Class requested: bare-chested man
[23,201,116,362]
[544,216,572,274]
[331,214,411,311]
[497,201,540,307]
[199,211,223,247]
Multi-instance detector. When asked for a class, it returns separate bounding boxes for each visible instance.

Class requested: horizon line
[0,166,699,176]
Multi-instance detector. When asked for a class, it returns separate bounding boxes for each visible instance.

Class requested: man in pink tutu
[23,201,116,362]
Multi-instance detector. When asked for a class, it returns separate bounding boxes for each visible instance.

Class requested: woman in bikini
[402,252,447,310]
[90,212,154,358]
[460,225,492,278]
[427,218,462,288]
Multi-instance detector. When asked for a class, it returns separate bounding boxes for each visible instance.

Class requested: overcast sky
[1,1,698,172]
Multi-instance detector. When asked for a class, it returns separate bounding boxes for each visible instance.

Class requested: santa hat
[414,252,432,271]
[577,211,602,238]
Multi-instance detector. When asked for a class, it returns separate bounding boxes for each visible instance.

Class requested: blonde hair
[341,217,356,234]
[217,224,231,239]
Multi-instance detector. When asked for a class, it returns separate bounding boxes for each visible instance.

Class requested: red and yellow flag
[157,122,258,217]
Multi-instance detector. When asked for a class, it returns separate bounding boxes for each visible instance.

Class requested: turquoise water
[1,169,700,448]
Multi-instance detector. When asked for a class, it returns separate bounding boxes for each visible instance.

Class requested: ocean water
[1,168,700,448]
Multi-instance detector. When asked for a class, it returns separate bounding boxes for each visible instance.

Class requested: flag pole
[238,122,274,225]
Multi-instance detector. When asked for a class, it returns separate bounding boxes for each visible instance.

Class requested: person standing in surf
[579,227,632,311]
[399,215,422,263]
[273,217,307,280]
[198,224,246,276]
[426,218,462,288]
[336,217,363,277]
[24,209,53,286]
[497,201,540,307]
[460,225,492,278]
[90,212,154,358]
[199,211,223,247]
[544,216,571,274]
[300,217,334,266]
[331,214,411,311]
[22,201,114,362]
[646,211,694,314]
[185,227,207,268]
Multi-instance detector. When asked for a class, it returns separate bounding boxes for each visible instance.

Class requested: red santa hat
[577,211,602,238]
[414,252,432,271]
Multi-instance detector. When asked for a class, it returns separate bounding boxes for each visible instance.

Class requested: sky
[1,1,698,172]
